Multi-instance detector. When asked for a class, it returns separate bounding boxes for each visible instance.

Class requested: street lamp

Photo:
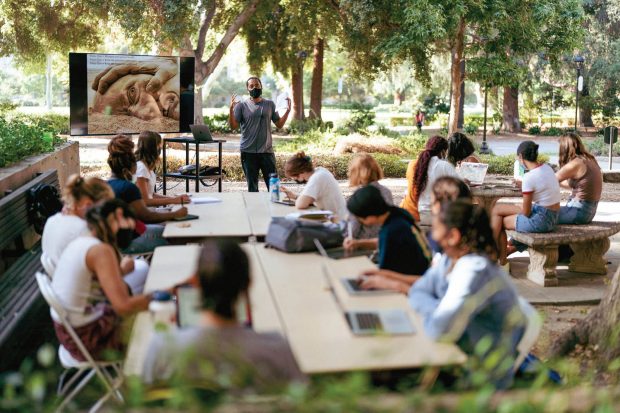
[573,55,585,132]
[480,85,491,154]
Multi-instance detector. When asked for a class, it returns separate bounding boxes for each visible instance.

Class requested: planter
[0,141,80,198]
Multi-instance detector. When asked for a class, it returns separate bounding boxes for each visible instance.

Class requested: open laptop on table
[458,162,488,186]
[313,235,375,261]
[189,124,214,142]
[314,239,398,297]
[319,257,414,335]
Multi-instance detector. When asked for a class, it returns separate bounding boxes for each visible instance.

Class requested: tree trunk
[393,90,405,106]
[181,0,261,125]
[551,265,620,362]
[309,37,324,120]
[291,63,305,121]
[448,18,466,135]
[45,53,53,110]
[457,59,465,129]
[502,86,521,133]
[580,97,594,127]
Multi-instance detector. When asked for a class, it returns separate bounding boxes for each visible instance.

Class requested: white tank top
[51,236,108,327]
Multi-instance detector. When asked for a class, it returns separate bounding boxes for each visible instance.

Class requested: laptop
[320,260,415,336]
[190,124,214,142]
[458,162,488,186]
[314,239,399,297]
[273,198,296,206]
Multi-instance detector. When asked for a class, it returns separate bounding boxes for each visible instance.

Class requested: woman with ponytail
[51,199,156,362]
[107,134,187,254]
[409,201,526,388]
[400,136,458,224]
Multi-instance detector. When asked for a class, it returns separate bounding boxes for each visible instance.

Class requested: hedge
[161,151,517,181]
[0,116,67,168]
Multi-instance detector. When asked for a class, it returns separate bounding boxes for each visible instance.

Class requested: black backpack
[28,183,63,235]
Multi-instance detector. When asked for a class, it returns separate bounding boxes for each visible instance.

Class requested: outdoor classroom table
[242,192,301,238]
[123,244,283,376]
[470,179,522,216]
[162,193,252,239]
[251,243,467,374]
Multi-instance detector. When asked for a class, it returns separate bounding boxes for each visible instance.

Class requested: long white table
[162,193,252,239]
[242,192,300,238]
[252,244,467,374]
[123,244,284,376]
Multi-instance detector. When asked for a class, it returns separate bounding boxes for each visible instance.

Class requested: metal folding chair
[35,272,125,412]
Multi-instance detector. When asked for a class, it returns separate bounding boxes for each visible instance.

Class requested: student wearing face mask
[41,174,148,294]
[280,151,348,222]
[229,77,291,192]
[51,199,157,362]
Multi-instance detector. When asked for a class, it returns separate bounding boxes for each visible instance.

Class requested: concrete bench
[507,221,620,287]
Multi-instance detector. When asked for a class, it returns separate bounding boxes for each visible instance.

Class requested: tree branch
[195,0,217,62]
[198,0,261,83]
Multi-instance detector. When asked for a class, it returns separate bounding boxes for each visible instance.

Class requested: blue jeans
[513,205,559,252]
[558,198,598,225]
[123,224,168,254]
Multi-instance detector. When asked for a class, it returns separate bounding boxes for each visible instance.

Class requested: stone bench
[507,221,620,287]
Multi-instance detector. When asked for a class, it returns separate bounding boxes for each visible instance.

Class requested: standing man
[415,110,425,133]
[229,77,291,192]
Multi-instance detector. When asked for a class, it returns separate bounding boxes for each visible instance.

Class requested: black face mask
[116,228,134,250]
[249,88,262,99]
[294,179,307,184]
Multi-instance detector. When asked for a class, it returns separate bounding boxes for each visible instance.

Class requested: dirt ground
[88,112,178,135]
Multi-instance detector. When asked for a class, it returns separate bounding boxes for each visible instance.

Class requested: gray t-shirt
[234,99,280,153]
[142,325,306,392]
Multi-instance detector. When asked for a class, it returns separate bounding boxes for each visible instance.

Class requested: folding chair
[35,272,125,412]
[514,296,542,372]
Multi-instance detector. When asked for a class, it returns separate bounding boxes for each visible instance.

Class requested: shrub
[10,113,70,135]
[0,116,66,168]
[587,136,620,156]
[542,127,564,136]
[204,113,232,133]
[287,118,332,134]
[343,104,375,132]
[464,122,479,135]
[528,125,541,135]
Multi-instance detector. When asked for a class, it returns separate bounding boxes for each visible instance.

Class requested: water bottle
[269,173,280,202]
[149,290,176,329]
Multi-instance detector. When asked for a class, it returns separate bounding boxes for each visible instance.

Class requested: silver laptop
[316,240,415,335]
[190,124,214,142]
[314,239,391,296]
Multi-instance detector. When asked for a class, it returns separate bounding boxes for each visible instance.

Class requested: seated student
[345,185,431,277]
[447,132,481,166]
[556,132,602,224]
[409,201,526,389]
[142,240,306,392]
[400,136,459,225]
[134,131,190,207]
[491,141,561,265]
[279,151,348,221]
[107,134,187,253]
[51,199,154,362]
[344,154,394,250]
[358,176,472,293]
[41,174,147,294]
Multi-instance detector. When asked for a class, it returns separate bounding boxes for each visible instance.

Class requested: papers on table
[458,162,488,186]
[191,197,223,205]
[286,210,334,220]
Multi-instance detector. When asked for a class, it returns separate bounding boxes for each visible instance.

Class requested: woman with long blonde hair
[556,132,602,224]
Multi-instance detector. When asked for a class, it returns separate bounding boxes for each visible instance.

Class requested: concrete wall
[0,141,79,198]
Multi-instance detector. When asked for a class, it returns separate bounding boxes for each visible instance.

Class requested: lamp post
[573,56,585,132]
[480,85,491,154]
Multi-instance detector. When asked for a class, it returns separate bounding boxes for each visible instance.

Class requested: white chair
[35,272,125,412]
[514,296,542,372]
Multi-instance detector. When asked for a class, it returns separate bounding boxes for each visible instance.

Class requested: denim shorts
[558,198,598,225]
[515,204,558,233]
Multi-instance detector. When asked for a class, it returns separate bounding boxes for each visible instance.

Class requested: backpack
[265,217,344,253]
[28,183,63,235]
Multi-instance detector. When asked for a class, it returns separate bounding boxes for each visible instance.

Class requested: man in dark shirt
[229,77,291,192]
[347,185,431,275]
